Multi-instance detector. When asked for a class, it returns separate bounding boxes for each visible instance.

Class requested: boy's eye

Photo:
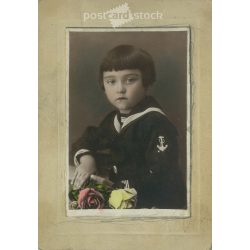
[105,79,116,85]
[126,77,138,84]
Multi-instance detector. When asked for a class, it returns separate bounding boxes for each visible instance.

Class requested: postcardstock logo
[104,2,133,28]
[81,2,163,28]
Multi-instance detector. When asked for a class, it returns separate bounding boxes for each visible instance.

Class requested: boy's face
[103,69,147,114]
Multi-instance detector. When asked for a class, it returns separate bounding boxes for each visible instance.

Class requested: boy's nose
[116,81,126,93]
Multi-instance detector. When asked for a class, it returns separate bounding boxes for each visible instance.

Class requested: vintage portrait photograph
[66,27,191,217]
[38,0,212,248]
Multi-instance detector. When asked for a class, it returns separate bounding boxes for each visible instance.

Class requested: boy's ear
[100,81,105,91]
[144,85,151,94]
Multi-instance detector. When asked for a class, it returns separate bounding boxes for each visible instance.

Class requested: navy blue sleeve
[70,112,116,170]
[137,116,186,208]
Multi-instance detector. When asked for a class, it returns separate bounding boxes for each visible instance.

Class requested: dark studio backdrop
[68,30,188,182]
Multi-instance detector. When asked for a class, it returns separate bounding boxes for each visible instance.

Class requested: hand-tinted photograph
[67,27,191,217]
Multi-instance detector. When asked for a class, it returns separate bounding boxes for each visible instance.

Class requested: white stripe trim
[74,149,90,166]
[114,115,121,133]
[113,107,166,133]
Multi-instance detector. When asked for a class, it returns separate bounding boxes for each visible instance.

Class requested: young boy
[71,45,186,209]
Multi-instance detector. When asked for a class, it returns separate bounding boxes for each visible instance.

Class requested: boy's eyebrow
[103,76,115,79]
[125,74,140,77]
[103,73,140,79]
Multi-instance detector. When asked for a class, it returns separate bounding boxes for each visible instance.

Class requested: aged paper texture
[39,0,211,249]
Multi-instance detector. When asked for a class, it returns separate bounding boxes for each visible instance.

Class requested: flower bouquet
[69,177,137,209]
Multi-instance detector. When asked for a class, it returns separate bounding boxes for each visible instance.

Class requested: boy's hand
[71,155,96,190]
[90,174,114,188]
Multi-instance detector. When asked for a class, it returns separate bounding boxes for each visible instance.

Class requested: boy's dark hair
[99,45,156,89]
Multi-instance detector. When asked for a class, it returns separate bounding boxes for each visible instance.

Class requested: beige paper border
[39,0,211,249]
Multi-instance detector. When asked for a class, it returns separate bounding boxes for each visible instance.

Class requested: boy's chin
[116,106,131,114]
[117,108,131,114]
[113,104,129,112]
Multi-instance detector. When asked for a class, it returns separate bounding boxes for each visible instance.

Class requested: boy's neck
[119,112,130,117]
[117,112,129,126]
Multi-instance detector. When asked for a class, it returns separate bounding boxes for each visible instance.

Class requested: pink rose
[77,188,105,209]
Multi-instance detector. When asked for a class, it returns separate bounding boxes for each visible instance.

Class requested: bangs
[100,51,149,72]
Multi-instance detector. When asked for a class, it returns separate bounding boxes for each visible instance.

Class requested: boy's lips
[116,97,128,101]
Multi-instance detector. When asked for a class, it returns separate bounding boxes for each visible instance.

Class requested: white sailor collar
[113,107,166,133]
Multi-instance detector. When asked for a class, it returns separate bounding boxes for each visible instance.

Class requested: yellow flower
[109,188,137,209]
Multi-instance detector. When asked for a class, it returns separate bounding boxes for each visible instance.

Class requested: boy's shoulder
[99,110,117,127]
[137,110,178,136]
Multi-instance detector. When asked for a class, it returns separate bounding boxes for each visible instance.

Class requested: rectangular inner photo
[66,27,191,218]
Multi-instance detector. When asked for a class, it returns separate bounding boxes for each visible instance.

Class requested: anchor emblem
[157,136,168,152]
